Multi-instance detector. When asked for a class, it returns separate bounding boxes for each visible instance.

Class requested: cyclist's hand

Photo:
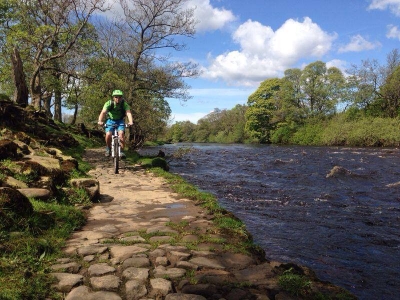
[127,122,133,127]
[98,121,104,126]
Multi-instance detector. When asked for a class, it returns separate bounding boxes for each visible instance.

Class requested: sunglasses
[114,96,122,98]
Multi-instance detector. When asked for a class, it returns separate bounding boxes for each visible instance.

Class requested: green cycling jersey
[103,99,131,120]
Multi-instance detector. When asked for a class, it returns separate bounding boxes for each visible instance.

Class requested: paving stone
[90,275,121,291]
[125,279,148,300]
[155,256,169,266]
[119,235,146,243]
[189,257,225,270]
[122,267,149,282]
[84,255,96,262]
[149,248,166,257]
[51,273,83,293]
[65,285,122,300]
[176,261,199,270]
[165,294,207,300]
[109,245,149,264]
[51,262,81,273]
[77,245,108,256]
[122,256,151,269]
[149,235,174,242]
[88,263,116,276]
[153,265,186,279]
[181,283,218,298]
[150,278,173,297]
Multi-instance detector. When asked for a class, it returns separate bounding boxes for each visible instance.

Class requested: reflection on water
[139,143,400,299]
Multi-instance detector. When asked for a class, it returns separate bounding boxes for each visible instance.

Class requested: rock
[90,275,121,291]
[326,166,351,178]
[150,278,173,297]
[109,245,149,264]
[153,265,186,279]
[0,139,19,159]
[88,263,116,276]
[122,256,151,269]
[125,279,148,299]
[2,176,28,189]
[189,257,225,270]
[0,187,34,221]
[122,267,149,282]
[165,294,207,300]
[77,245,108,256]
[65,286,122,300]
[17,188,52,201]
[181,283,218,298]
[219,252,256,270]
[51,273,83,292]
[70,178,100,202]
[51,262,81,273]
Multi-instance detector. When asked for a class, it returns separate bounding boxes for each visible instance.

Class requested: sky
[106,0,400,124]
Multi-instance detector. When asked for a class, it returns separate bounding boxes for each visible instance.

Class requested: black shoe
[120,151,126,159]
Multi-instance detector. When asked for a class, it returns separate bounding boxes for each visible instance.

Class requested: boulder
[0,187,34,230]
[70,178,100,202]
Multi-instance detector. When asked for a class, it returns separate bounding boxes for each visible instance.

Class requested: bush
[290,123,324,145]
[270,123,297,144]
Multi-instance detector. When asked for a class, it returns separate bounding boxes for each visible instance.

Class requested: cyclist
[98,90,133,157]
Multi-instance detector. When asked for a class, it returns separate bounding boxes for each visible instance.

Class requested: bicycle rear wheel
[113,138,119,174]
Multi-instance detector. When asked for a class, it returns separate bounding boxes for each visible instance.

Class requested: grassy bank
[271,116,400,147]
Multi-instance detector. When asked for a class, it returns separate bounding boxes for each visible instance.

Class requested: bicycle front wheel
[113,138,119,174]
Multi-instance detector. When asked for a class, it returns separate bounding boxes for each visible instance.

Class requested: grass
[0,199,86,300]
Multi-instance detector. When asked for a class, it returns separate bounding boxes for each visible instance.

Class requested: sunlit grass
[0,199,85,300]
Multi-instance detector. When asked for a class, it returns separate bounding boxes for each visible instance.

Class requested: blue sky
[107,0,400,124]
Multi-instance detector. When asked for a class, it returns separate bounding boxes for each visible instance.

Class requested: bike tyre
[113,139,119,174]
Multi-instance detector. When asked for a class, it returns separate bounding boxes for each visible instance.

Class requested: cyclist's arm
[126,110,133,126]
[98,109,107,125]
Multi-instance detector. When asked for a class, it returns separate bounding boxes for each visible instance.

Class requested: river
[139,143,400,300]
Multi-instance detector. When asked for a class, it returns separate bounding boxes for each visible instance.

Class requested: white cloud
[368,0,400,16]
[338,35,381,53]
[169,112,208,124]
[326,59,350,76]
[387,24,400,39]
[202,17,337,87]
[187,0,236,32]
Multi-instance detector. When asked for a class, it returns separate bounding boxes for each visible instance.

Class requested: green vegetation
[163,52,400,147]
[0,199,86,300]
[0,0,199,149]
[278,268,312,297]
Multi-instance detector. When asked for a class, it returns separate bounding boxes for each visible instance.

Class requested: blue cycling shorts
[105,119,125,133]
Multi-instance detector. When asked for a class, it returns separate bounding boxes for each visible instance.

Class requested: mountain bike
[105,123,129,174]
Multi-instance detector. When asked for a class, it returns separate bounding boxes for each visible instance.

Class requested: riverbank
[49,148,355,300]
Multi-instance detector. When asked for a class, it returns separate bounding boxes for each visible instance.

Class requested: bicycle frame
[105,124,122,174]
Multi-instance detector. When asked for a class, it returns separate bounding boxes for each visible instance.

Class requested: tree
[378,65,400,117]
[83,0,200,147]
[300,61,344,117]
[117,0,199,101]
[1,0,108,112]
[245,78,282,143]
[10,47,28,105]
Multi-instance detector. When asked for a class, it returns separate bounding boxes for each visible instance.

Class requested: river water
[139,143,400,299]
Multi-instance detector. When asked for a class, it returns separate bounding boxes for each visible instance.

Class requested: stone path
[49,149,341,300]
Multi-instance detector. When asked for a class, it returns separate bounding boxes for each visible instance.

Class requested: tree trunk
[30,71,41,109]
[54,87,62,122]
[70,103,78,125]
[10,47,29,106]
[42,92,53,118]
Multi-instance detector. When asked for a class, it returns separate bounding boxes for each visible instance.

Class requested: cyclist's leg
[116,120,126,157]
[117,120,126,149]
[105,120,116,156]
